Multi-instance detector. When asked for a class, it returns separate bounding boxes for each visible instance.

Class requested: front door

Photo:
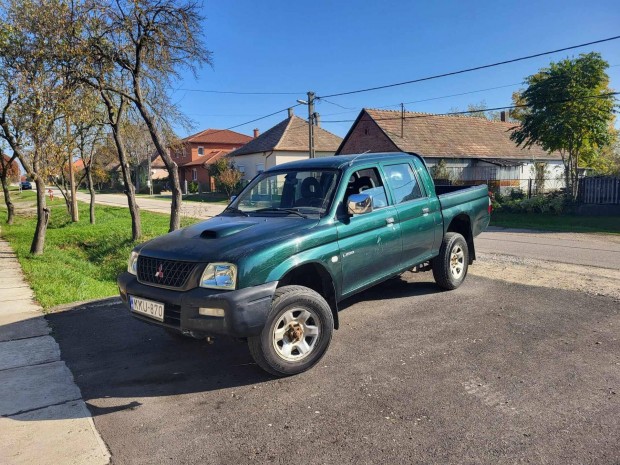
[336,167,402,297]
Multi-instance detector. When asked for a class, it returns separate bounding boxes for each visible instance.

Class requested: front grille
[137,256,197,289]
[164,303,182,327]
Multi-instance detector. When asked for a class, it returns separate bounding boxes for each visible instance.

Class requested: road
[70,190,620,269]
[47,273,620,465]
[477,228,620,270]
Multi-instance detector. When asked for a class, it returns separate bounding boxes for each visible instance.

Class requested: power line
[201,103,304,137]
[318,35,620,99]
[320,92,619,123]
[174,88,303,95]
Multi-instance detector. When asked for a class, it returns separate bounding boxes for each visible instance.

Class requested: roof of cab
[266,152,420,171]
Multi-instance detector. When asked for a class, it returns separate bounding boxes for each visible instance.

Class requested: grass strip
[0,192,199,309]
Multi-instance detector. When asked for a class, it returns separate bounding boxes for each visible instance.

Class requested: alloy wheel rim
[450,245,465,278]
[272,307,320,362]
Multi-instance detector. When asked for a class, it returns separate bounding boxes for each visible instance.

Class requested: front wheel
[248,285,334,376]
[432,232,469,290]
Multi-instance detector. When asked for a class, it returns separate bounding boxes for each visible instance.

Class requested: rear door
[336,167,402,297]
[380,161,436,268]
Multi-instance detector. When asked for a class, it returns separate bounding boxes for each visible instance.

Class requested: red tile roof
[180,150,229,167]
[339,109,561,161]
[182,129,253,145]
[229,115,342,156]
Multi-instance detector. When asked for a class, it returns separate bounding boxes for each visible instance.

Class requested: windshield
[228,169,340,217]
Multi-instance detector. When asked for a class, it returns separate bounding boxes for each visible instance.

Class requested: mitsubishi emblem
[154,264,164,279]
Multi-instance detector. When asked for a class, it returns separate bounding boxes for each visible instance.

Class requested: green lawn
[0,193,198,309]
[490,211,620,234]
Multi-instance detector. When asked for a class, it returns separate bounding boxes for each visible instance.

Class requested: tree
[450,100,502,121]
[510,53,617,199]
[78,0,212,233]
[0,149,19,224]
[0,0,77,253]
[217,163,243,197]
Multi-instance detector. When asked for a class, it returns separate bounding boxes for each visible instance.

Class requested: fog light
[199,307,225,317]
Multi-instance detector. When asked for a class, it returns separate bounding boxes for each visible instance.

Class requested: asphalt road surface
[477,228,620,270]
[47,273,620,465]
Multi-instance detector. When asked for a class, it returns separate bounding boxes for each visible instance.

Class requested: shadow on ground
[34,275,441,420]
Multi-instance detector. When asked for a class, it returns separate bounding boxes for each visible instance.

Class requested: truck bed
[434,184,490,238]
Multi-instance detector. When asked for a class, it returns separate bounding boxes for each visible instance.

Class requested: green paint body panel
[133,152,490,307]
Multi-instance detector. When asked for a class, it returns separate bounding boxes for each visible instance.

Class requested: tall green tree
[510,52,617,199]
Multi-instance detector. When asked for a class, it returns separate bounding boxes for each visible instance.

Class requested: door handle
[422,207,430,215]
[386,217,395,225]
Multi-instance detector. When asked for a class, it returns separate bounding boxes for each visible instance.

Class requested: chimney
[288,107,294,118]
[253,128,260,139]
[314,113,320,127]
[500,110,506,122]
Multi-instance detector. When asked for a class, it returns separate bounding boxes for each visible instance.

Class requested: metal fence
[578,176,620,205]
[432,174,565,198]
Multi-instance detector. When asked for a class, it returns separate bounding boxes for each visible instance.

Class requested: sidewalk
[72,190,226,219]
[0,238,110,465]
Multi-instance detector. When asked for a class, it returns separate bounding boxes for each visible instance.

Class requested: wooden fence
[578,176,620,204]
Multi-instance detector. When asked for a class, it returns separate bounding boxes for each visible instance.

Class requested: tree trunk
[0,172,15,225]
[85,165,96,224]
[132,95,181,232]
[30,178,50,255]
[114,135,141,241]
[101,93,141,241]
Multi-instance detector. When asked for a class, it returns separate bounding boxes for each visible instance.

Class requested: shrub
[188,181,199,194]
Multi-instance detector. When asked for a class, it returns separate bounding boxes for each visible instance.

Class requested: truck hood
[136,215,321,263]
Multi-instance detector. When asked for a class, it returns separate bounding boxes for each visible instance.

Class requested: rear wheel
[248,285,334,376]
[432,232,469,290]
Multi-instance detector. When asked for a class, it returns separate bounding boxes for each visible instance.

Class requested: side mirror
[229,195,237,202]
[347,193,373,215]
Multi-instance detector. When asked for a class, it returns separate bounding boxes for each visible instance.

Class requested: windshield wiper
[253,207,308,218]
[223,206,249,216]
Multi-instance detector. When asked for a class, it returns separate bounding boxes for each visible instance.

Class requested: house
[336,108,564,193]
[1,154,20,183]
[172,128,253,190]
[228,108,343,180]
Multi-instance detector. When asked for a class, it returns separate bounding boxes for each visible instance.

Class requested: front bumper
[117,272,277,337]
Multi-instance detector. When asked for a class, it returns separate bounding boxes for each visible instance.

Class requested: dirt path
[471,252,620,301]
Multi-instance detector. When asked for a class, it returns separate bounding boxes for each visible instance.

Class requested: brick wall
[337,114,400,155]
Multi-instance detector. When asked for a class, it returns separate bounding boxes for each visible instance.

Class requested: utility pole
[308,91,316,159]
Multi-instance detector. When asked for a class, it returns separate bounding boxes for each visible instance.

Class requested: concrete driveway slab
[0,336,60,371]
[0,400,110,465]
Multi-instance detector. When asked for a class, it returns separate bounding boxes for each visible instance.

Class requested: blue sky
[171,0,620,139]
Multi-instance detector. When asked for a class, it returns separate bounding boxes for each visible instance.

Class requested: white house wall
[233,150,337,180]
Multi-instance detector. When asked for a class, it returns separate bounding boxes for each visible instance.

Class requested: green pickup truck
[118,152,490,376]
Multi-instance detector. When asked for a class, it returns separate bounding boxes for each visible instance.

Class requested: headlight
[200,263,237,290]
[127,251,139,275]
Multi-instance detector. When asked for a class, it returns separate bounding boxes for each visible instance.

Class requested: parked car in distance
[20,181,32,190]
[118,152,491,376]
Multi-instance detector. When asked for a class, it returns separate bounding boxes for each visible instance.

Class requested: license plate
[129,296,164,322]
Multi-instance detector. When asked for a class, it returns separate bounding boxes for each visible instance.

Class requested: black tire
[432,232,469,290]
[248,285,334,377]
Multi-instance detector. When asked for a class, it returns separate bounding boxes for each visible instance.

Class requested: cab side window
[345,167,388,209]
[384,163,424,204]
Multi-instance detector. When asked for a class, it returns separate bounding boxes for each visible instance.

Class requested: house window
[237,165,245,177]
[256,163,264,174]
[192,168,197,181]
[198,146,204,156]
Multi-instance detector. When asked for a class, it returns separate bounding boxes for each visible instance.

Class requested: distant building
[172,129,253,189]
[228,108,343,181]
[1,154,20,183]
[336,109,564,193]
